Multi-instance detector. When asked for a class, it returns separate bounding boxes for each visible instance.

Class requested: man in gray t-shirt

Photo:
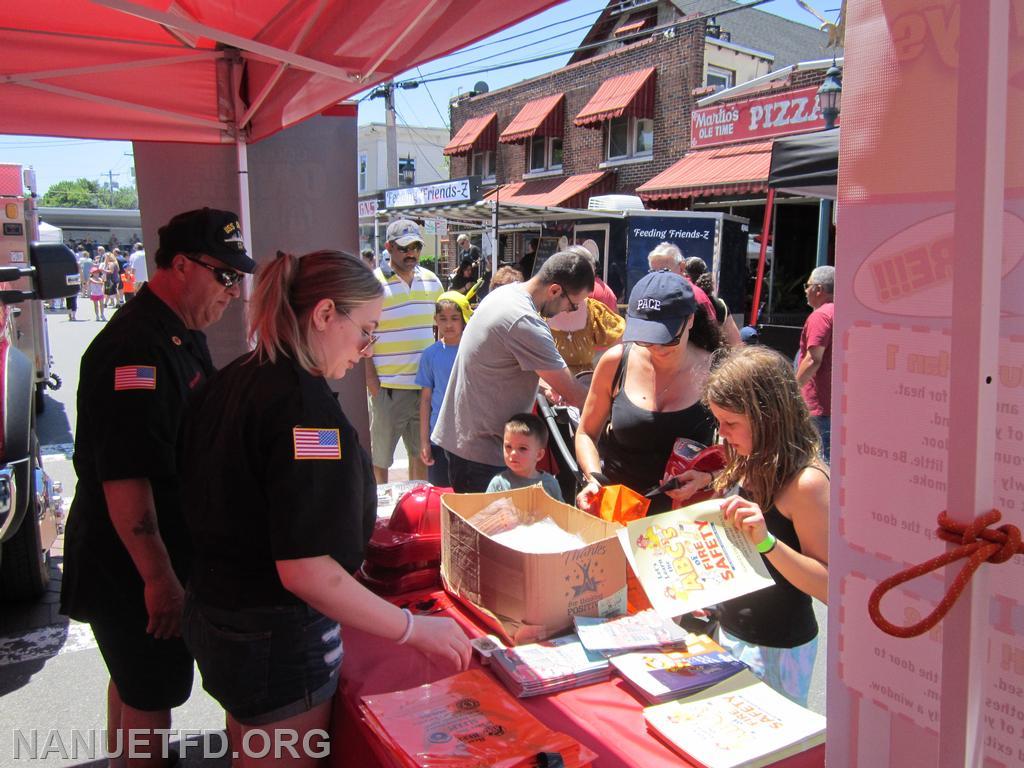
[432,251,593,492]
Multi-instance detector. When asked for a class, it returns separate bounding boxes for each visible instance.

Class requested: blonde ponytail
[248,250,383,374]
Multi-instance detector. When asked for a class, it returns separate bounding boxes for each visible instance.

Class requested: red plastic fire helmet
[389,484,451,537]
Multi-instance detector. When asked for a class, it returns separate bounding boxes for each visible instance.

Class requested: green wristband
[756,532,777,554]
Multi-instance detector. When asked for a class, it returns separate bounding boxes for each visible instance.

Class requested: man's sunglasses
[393,243,423,254]
[187,256,245,288]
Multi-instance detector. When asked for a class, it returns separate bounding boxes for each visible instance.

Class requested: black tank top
[716,466,828,648]
[599,344,715,513]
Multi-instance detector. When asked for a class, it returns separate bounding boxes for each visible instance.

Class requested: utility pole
[103,170,118,207]
[383,80,399,189]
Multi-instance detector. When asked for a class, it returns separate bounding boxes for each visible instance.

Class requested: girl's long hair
[704,345,822,509]
[248,250,382,374]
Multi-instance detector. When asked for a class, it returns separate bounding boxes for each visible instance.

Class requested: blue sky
[0,0,826,194]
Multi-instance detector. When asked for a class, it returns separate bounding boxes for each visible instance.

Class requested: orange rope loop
[868,510,1021,638]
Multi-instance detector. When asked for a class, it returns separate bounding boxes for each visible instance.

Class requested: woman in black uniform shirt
[180,251,470,763]
[575,270,722,514]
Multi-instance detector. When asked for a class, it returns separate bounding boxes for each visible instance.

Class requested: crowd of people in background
[58,241,147,322]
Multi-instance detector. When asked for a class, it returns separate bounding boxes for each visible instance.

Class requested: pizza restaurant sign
[690,86,836,149]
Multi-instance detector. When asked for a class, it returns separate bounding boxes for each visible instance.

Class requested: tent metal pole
[750,187,774,326]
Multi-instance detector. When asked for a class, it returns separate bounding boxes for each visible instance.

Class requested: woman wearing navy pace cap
[575,270,723,514]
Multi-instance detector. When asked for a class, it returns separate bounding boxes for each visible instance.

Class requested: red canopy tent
[1,0,561,144]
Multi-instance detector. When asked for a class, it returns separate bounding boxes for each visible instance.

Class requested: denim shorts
[183,593,342,726]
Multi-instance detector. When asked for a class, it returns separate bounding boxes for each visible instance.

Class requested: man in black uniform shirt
[60,208,255,767]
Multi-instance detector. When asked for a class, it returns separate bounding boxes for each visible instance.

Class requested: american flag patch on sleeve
[114,365,157,390]
[293,428,342,460]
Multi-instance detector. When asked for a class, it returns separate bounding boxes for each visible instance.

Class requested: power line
[399,0,775,87]
[391,105,445,179]
[416,67,450,129]
[433,0,618,59]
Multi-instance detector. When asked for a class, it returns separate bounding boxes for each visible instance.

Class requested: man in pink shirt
[796,265,835,461]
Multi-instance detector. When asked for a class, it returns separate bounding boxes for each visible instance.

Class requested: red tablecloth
[331,590,825,768]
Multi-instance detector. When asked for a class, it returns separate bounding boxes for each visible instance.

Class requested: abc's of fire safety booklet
[617,498,774,618]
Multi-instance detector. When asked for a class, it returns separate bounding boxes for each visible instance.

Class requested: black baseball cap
[623,270,697,345]
[157,208,256,274]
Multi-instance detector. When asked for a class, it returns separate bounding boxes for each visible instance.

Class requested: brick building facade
[446,19,707,196]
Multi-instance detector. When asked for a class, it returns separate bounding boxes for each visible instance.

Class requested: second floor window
[528,135,563,172]
[706,65,735,92]
[607,116,653,161]
[358,153,368,192]
[472,150,495,180]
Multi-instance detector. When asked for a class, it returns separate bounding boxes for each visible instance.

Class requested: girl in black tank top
[703,346,830,706]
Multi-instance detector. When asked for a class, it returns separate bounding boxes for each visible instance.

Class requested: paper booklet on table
[609,633,747,704]
[573,609,689,654]
[489,633,610,697]
[643,669,826,768]
[616,498,774,618]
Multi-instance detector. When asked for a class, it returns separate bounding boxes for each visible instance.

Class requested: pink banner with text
[830,1,1024,766]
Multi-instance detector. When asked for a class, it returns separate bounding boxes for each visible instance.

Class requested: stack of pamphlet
[573,609,689,655]
[643,670,826,768]
[360,669,597,767]
[609,633,747,703]
[489,633,610,697]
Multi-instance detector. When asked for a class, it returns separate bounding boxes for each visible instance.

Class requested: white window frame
[471,149,495,182]
[706,65,735,91]
[527,135,564,173]
[605,116,653,161]
[398,156,416,187]
[358,152,368,192]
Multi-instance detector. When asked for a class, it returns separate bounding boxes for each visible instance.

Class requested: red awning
[443,113,498,156]
[498,94,564,144]
[574,67,656,127]
[483,171,612,209]
[636,141,774,200]
[0,1,561,144]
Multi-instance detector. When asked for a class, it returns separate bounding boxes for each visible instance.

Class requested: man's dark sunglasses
[393,243,423,254]
[188,256,245,287]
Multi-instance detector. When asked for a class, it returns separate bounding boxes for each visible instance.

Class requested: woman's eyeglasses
[635,324,686,348]
[338,306,380,354]
[187,256,245,288]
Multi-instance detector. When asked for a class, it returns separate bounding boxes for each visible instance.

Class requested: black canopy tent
[768,128,840,200]
[750,128,841,331]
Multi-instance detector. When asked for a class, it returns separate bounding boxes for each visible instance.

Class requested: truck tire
[0,447,49,602]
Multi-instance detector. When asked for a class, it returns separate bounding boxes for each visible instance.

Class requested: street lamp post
[815,64,842,266]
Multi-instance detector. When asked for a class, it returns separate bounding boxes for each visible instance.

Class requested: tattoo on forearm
[131,516,157,536]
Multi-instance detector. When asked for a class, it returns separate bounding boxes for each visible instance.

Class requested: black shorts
[91,616,194,711]
[183,594,342,726]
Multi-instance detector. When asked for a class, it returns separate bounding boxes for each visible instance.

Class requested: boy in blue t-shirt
[417,292,471,486]
[486,413,563,501]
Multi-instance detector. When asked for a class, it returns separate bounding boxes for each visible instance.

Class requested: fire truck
[0,164,79,600]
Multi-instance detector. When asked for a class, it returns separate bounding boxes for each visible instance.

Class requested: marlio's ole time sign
[690,86,836,149]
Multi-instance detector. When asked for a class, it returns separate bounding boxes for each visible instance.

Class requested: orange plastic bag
[590,483,649,525]
[360,669,597,767]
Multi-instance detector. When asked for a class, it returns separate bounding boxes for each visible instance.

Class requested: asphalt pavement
[0,302,826,768]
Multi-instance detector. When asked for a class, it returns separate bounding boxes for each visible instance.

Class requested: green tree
[41,178,102,208]
[40,178,139,209]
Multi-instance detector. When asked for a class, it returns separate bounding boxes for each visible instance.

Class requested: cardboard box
[440,485,628,645]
